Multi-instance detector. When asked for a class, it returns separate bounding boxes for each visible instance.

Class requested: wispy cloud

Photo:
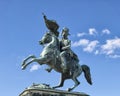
[94,50,99,55]
[77,32,86,37]
[72,39,89,47]
[30,64,41,72]
[72,28,120,58]
[89,28,97,35]
[101,37,120,56]
[72,39,99,53]
[76,28,111,38]
[83,40,99,53]
[109,54,120,58]
[102,29,111,35]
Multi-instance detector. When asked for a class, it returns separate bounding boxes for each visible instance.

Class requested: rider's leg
[60,51,67,73]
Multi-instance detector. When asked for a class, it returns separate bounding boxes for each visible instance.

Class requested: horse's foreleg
[22,56,50,70]
[22,57,40,70]
[22,59,34,70]
[22,55,36,66]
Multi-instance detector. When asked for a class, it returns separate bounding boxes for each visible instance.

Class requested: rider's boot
[61,57,67,73]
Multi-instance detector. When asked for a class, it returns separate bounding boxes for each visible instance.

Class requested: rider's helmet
[62,27,70,36]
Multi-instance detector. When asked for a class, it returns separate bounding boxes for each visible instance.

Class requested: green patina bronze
[21,14,92,92]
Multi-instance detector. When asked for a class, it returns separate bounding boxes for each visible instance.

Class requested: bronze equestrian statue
[21,14,92,91]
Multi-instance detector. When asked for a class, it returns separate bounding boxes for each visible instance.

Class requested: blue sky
[0,0,120,96]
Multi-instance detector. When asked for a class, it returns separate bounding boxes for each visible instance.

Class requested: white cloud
[109,54,120,58]
[83,40,99,53]
[95,50,99,55]
[30,64,41,72]
[89,28,97,35]
[101,37,120,55]
[72,39,99,53]
[102,29,111,35]
[77,32,86,37]
[72,27,120,58]
[72,39,89,47]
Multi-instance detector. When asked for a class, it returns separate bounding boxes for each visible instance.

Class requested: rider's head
[62,27,70,36]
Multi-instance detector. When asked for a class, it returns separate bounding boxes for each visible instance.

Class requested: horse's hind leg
[53,74,65,89]
[68,77,80,91]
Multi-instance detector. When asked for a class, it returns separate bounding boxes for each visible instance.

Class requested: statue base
[19,83,89,96]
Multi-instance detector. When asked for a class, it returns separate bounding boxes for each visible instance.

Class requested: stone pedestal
[19,84,89,96]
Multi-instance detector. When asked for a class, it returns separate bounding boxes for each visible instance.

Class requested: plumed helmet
[62,27,70,35]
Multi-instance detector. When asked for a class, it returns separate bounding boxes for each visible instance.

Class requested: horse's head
[39,32,52,45]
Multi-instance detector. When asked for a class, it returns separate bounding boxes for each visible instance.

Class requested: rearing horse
[21,32,92,91]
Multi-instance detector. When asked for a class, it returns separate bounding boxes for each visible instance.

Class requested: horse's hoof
[21,65,26,70]
[67,88,72,91]
[21,66,24,70]
[52,86,58,89]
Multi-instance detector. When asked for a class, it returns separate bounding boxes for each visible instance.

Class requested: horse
[21,32,92,91]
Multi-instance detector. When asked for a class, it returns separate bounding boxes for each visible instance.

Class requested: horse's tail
[81,65,92,85]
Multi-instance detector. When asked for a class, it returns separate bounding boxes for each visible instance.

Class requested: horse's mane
[48,32,60,50]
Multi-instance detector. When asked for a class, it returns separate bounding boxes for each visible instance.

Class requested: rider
[60,27,79,74]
